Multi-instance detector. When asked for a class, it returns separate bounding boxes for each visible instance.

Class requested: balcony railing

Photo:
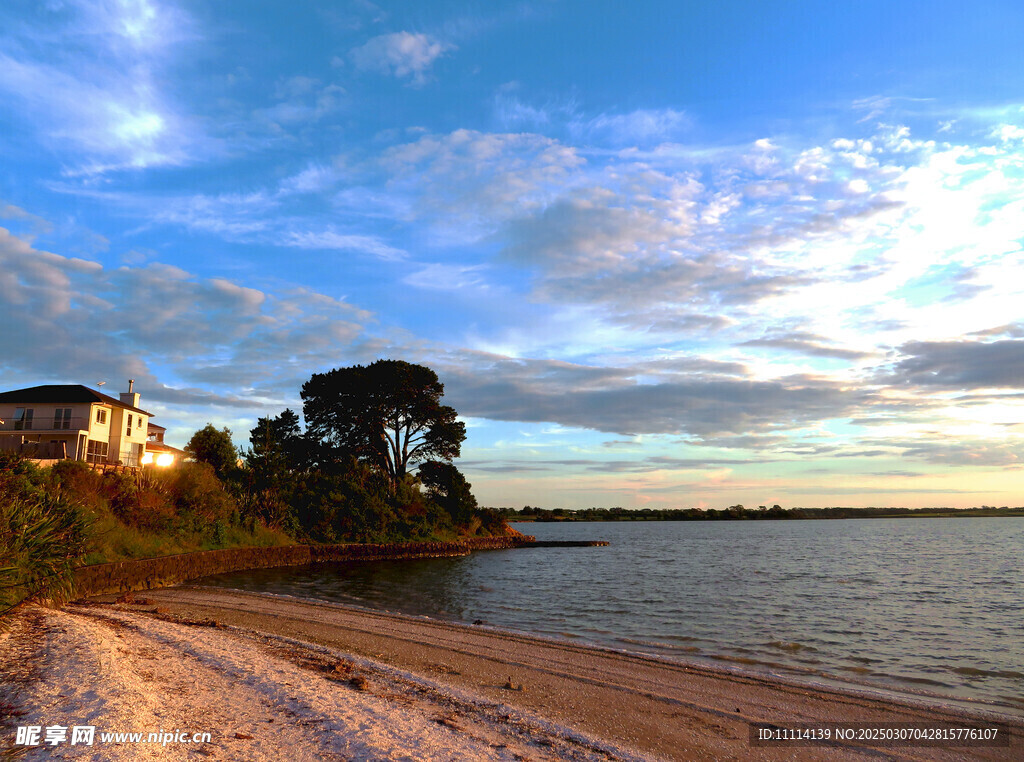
[0,417,91,432]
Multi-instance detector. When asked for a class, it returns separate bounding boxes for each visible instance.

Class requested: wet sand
[74,586,1023,761]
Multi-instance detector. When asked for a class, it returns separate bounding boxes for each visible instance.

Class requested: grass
[81,518,293,565]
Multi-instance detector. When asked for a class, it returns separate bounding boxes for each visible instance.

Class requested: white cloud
[492,92,557,129]
[278,164,343,196]
[991,123,1024,143]
[0,225,374,407]
[0,1,207,174]
[365,116,1024,408]
[281,230,406,261]
[254,80,346,127]
[350,31,453,84]
[402,263,489,291]
[0,203,54,239]
[573,108,691,145]
[380,129,586,241]
[140,191,279,237]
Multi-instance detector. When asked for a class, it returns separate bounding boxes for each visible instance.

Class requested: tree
[185,424,238,478]
[418,460,478,524]
[301,360,466,490]
[247,409,305,472]
[241,410,304,529]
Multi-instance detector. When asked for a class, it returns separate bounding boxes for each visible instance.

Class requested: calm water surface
[195,518,1024,715]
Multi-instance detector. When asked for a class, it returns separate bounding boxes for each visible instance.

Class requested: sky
[2,1,1024,510]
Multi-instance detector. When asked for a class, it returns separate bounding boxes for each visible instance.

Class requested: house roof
[0,385,152,416]
[145,441,186,457]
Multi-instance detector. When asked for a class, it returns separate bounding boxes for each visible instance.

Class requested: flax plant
[0,490,89,618]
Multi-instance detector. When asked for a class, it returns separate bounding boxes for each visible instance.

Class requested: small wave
[886,675,954,689]
[617,636,695,652]
[952,666,1024,680]
[657,634,701,643]
[764,640,818,653]
[794,657,823,666]
[839,666,872,675]
[705,654,809,674]
[847,656,881,665]
[708,654,763,666]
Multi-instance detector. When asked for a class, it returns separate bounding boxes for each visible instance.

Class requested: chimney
[120,379,140,409]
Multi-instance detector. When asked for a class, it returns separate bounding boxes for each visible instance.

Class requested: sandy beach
[2,587,1021,761]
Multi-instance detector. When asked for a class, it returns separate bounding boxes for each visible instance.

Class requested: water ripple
[196,517,1024,715]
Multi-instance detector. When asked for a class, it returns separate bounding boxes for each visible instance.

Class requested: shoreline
[25,586,1020,760]
[71,535,539,598]
[189,583,1024,724]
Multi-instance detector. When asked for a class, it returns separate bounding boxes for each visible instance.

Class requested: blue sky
[3,0,1024,509]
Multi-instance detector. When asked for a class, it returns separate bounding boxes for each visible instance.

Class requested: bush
[157,462,236,530]
[104,472,139,524]
[49,459,104,502]
[0,451,47,503]
[292,462,400,544]
[0,487,89,613]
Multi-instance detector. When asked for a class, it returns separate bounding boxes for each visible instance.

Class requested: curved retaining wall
[73,536,534,599]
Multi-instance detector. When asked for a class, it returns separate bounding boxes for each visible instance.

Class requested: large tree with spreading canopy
[301,360,466,490]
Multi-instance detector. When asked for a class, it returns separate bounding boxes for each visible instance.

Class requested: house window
[14,408,33,430]
[54,408,72,430]
[126,414,133,436]
[95,408,107,425]
[85,440,108,463]
[127,442,143,467]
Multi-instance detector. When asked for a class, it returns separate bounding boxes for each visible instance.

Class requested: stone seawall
[73,536,534,598]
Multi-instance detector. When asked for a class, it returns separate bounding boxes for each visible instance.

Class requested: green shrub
[157,462,235,530]
[49,460,105,510]
[0,452,47,503]
[104,472,139,524]
[0,487,89,613]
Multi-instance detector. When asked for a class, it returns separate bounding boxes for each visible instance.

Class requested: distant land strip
[501,505,1024,522]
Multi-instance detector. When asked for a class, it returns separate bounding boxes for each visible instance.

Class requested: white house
[0,381,153,467]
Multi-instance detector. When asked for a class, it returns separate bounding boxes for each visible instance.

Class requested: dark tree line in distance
[500,504,1024,521]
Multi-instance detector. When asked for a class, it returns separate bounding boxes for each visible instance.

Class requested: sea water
[194,517,1024,716]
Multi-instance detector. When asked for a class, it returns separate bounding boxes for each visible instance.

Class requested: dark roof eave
[0,384,153,416]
